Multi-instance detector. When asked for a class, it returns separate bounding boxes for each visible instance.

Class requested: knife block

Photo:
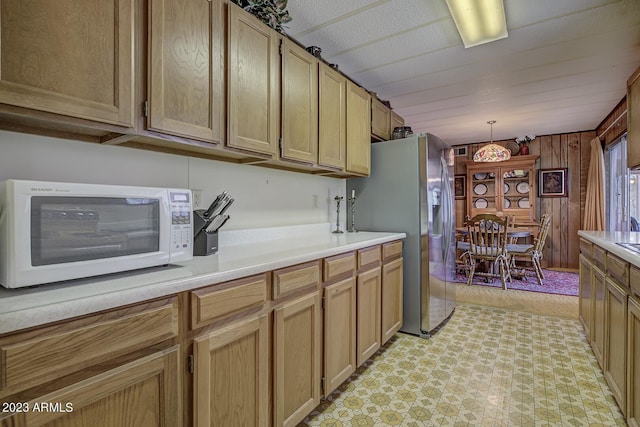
[193,210,219,256]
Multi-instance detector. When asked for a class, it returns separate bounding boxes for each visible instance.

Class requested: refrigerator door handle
[440,157,452,260]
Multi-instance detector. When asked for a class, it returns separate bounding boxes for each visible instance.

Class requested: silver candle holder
[332,195,344,234]
[348,193,358,233]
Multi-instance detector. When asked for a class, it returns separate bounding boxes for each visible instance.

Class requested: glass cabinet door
[502,168,531,212]
[469,169,497,213]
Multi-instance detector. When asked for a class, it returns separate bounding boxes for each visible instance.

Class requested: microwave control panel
[169,191,193,259]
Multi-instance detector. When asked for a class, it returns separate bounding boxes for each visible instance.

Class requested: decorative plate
[474,173,487,180]
[516,182,529,194]
[517,197,530,208]
[473,183,488,195]
[506,141,520,156]
[504,198,511,208]
[474,198,488,209]
[504,183,510,194]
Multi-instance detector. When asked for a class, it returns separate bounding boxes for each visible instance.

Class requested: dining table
[455,227,532,240]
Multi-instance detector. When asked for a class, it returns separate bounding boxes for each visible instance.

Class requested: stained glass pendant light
[473,120,511,162]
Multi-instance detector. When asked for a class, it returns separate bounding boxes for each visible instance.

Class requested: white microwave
[0,180,193,288]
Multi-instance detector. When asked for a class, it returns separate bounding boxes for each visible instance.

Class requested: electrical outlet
[192,189,203,209]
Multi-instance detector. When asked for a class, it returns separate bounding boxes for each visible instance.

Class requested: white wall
[0,131,347,230]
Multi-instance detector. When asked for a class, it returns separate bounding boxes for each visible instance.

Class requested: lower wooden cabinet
[381,257,403,344]
[356,267,382,367]
[579,254,593,341]
[273,291,322,427]
[1,346,181,427]
[323,277,357,396]
[628,297,640,427]
[593,264,607,367]
[193,314,269,427]
[605,278,628,415]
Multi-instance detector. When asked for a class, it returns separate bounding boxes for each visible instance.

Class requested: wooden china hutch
[464,155,539,226]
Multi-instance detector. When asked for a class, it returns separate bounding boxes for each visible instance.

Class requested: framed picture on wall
[454,175,466,199]
[538,168,568,197]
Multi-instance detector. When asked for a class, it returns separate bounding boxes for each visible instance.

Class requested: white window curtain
[584,136,606,230]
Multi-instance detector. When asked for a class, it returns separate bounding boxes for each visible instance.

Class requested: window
[605,135,637,231]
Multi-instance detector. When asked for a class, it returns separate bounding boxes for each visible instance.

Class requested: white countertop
[0,223,405,334]
[578,230,640,267]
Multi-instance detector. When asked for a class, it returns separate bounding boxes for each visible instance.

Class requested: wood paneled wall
[454,130,596,270]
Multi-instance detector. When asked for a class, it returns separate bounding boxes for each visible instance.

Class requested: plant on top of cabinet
[231,0,292,32]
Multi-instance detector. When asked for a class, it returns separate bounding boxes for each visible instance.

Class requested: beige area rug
[455,282,579,319]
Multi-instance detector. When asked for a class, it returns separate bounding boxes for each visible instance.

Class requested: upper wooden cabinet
[227,3,279,157]
[465,155,538,224]
[147,0,224,143]
[628,65,640,169]
[280,38,318,164]
[391,110,405,133]
[346,81,371,176]
[371,97,391,141]
[318,63,347,171]
[0,0,134,127]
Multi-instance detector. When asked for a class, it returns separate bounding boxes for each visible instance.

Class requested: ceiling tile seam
[345,7,637,78]
[504,0,624,32]
[327,16,452,59]
[405,94,623,129]
[393,76,626,113]
[373,44,638,96]
[288,0,391,38]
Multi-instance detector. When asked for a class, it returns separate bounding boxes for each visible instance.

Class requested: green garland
[232,0,292,32]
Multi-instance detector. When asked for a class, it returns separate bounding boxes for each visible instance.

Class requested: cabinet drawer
[593,245,607,269]
[382,241,403,261]
[273,261,321,299]
[580,238,593,257]
[191,274,268,329]
[607,253,629,288]
[0,298,178,392]
[358,245,381,269]
[323,252,356,281]
[631,266,640,299]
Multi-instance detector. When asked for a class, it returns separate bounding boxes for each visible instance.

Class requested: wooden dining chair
[465,214,511,289]
[506,213,552,285]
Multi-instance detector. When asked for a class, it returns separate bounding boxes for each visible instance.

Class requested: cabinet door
[148,0,224,143]
[324,277,356,396]
[318,63,346,170]
[227,3,278,156]
[628,65,640,169]
[274,291,322,427]
[193,314,269,427]
[593,264,606,367]
[0,0,134,127]
[381,257,403,344]
[579,254,593,341]
[2,347,181,427]
[628,297,640,427]
[371,97,391,140]
[467,167,498,216]
[356,267,381,367]
[605,278,628,415]
[345,81,371,176]
[390,110,404,132]
[281,38,318,163]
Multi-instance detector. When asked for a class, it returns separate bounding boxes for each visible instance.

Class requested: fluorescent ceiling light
[446,0,508,48]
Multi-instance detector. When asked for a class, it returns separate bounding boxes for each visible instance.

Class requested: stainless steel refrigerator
[347,133,456,336]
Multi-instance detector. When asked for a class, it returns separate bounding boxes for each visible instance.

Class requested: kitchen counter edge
[0,231,406,334]
[578,230,640,267]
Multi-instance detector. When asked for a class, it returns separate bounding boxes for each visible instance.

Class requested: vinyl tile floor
[299,303,624,427]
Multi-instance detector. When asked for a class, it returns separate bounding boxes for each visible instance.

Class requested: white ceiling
[284,0,640,145]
